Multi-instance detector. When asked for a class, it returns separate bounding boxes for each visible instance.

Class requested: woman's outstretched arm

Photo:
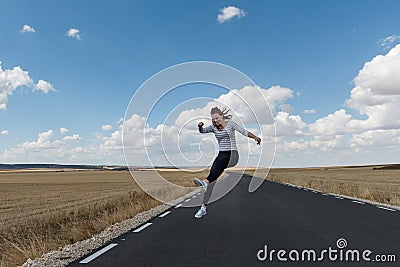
[248,131,261,145]
[198,122,213,133]
[231,121,261,145]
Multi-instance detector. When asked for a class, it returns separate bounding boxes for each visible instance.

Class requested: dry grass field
[242,166,400,207]
[1,166,399,266]
[0,169,208,267]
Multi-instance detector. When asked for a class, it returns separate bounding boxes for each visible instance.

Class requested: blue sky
[1,0,400,167]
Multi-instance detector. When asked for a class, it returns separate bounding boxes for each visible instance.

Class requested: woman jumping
[193,107,261,218]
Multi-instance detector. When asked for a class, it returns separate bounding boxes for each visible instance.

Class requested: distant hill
[0,164,127,171]
[372,164,400,170]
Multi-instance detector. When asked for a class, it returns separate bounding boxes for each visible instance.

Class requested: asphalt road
[69,173,400,267]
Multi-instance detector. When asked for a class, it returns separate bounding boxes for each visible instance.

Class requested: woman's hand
[248,132,261,145]
[198,122,204,133]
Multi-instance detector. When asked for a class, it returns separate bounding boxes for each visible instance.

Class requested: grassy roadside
[0,169,207,267]
[240,166,400,207]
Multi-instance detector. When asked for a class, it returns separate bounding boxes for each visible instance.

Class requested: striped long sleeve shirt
[201,120,249,151]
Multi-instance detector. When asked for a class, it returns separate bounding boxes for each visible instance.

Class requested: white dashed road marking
[79,243,118,264]
[159,211,171,218]
[184,199,191,202]
[352,200,365,205]
[175,204,183,208]
[335,196,344,199]
[133,223,152,233]
[376,206,396,212]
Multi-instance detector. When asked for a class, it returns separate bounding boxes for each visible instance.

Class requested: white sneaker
[194,207,206,218]
[193,178,208,191]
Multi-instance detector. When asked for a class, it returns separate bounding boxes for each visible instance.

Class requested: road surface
[69,173,400,266]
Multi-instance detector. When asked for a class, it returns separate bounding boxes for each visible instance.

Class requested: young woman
[193,107,261,218]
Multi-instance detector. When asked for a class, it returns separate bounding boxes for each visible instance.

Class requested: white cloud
[3,44,400,167]
[62,134,81,141]
[35,80,56,93]
[0,85,300,166]
[274,112,307,136]
[1,130,8,135]
[279,104,293,113]
[379,35,400,49]
[0,62,55,110]
[345,44,400,130]
[102,125,112,131]
[0,129,84,163]
[66,28,81,40]
[310,44,400,136]
[303,109,316,114]
[350,129,400,148]
[60,127,69,134]
[217,6,246,23]
[0,64,33,110]
[21,24,35,33]
[309,109,353,136]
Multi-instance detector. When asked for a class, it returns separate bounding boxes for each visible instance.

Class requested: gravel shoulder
[21,188,201,267]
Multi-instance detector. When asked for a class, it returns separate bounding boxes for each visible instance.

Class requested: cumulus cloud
[35,80,56,93]
[102,125,112,131]
[60,127,69,134]
[345,43,400,130]
[62,134,81,141]
[350,129,400,148]
[1,129,83,163]
[174,85,294,128]
[66,28,81,40]
[0,64,33,110]
[21,24,35,33]
[309,109,353,136]
[1,130,8,135]
[0,62,56,110]
[217,6,246,23]
[3,44,400,167]
[286,43,400,165]
[273,112,307,136]
[311,44,400,136]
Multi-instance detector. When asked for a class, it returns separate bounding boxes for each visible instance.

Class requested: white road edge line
[352,200,365,205]
[376,206,396,212]
[159,211,171,218]
[133,222,152,233]
[79,243,118,264]
[335,196,344,199]
[175,204,183,208]
[184,199,191,202]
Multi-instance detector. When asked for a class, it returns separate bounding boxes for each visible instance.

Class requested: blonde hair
[210,107,232,120]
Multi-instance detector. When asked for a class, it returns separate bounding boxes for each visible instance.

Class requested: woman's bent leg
[203,151,231,205]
